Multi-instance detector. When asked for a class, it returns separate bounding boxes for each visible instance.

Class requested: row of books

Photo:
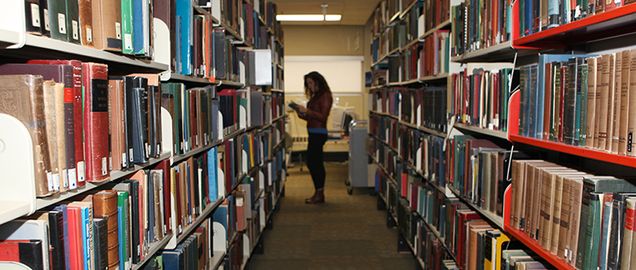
[517,0,635,38]
[450,65,515,132]
[162,218,215,270]
[0,61,167,198]
[451,0,513,56]
[518,50,636,156]
[375,149,556,270]
[510,159,636,269]
[447,135,512,219]
[0,131,287,270]
[23,0,152,55]
[0,161,172,270]
[371,86,449,133]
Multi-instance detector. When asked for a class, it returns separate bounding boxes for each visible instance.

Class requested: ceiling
[272,0,383,25]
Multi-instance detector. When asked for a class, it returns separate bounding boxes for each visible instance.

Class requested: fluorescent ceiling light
[276,14,342,22]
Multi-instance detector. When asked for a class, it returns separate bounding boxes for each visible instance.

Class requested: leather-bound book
[82,62,110,182]
[0,63,77,190]
[0,75,52,197]
[66,0,81,44]
[77,0,94,46]
[92,0,122,51]
[42,81,63,192]
[92,190,119,269]
[27,59,86,186]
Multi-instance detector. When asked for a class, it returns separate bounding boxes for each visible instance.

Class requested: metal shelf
[4,35,168,73]
[36,152,171,210]
[451,41,516,63]
[453,123,508,140]
[131,233,174,270]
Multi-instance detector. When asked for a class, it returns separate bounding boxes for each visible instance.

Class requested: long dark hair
[304,71,332,100]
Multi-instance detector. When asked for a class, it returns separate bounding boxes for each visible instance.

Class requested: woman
[292,71,333,204]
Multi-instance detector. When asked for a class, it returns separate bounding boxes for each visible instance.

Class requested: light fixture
[276,2,342,22]
[275,14,342,22]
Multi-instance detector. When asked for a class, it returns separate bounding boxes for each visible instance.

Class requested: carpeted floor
[248,162,416,270]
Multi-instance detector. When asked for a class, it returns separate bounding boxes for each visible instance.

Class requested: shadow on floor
[248,162,416,270]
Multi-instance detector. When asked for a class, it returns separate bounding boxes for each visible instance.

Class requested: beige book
[53,82,68,191]
[566,178,585,265]
[611,52,623,153]
[619,51,631,155]
[596,54,611,150]
[628,49,636,157]
[586,57,598,148]
[42,80,61,192]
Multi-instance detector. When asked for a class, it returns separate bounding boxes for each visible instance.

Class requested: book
[82,62,110,182]
[0,75,52,197]
[92,0,122,51]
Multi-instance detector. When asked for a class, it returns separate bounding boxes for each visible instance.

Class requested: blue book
[599,201,612,269]
[212,203,229,239]
[116,191,129,270]
[207,147,219,202]
[52,205,70,270]
[176,0,192,75]
[161,249,183,269]
[132,0,144,54]
[75,205,91,270]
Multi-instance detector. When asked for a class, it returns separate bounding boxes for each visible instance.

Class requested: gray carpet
[248,162,416,270]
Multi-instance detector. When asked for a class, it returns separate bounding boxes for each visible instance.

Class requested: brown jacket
[299,91,333,129]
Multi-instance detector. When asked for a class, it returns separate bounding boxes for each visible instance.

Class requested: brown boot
[305,188,325,204]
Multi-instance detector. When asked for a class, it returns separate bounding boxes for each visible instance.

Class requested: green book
[121,0,134,54]
[65,0,80,44]
[160,83,183,155]
[576,177,636,269]
[47,0,69,41]
[117,191,130,270]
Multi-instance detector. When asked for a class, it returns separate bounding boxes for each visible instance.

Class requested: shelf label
[30,4,40,27]
[57,13,66,34]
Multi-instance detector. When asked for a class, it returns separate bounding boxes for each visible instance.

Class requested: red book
[154,159,172,234]
[0,240,45,270]
[67,206,83,270]
[456,210,481,270]
[82,63,110,182]
[28,59,86,186]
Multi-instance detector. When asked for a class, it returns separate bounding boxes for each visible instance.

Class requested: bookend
[160,107,175,163]
[0,113,37,224]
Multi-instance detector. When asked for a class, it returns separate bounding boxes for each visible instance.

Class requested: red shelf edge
[507,89,636,168]
[503,224,576,270]
[512,3,636,46]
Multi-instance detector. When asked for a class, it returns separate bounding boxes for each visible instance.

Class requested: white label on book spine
[72,20,78,40]
[30,4,40,27]
[129,148,134,162]
[77,161,85,182]
[57,13,66,34]
[145,143,150,158]
[124,34,132,50]
[109,156,112,171]
[122,153,127,168]
[115,22,121,39]
[43,9,49,30]
[47,172,53,191]
[101,157,107,175]
[86,27,92,42]
[62,169,68,188]
[68,169,77,189]
[52,173,60,191]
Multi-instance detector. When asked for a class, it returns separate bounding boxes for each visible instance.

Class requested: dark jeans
[307,133,328,190]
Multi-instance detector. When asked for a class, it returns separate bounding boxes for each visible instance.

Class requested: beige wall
[283,24,369,131]
[283,25,366,56]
